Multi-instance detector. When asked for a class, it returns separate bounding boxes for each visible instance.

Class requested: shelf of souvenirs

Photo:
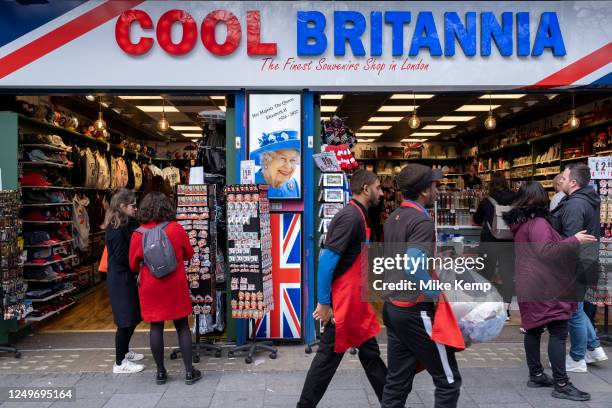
[357,156,463,162]
[20,186,74,190]
[19,161,72,169]
[21,202,73,207]
[25,300,76,323]
[22,220,72,225]
[18,114,151,162]
[437,225,482,229]
[25,272,77,283]
[23,255,76,267]
[24,239,74,248]
[21,143,72,152]
[478,118,612,155]
[27,286,78,303]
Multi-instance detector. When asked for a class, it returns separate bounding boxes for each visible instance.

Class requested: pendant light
[569,93,580,129]
[484,93,497,130]
[93,97,107,131]
[157,98,170,133]
[408,92,420,129]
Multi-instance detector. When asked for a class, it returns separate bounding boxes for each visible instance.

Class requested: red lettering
[156,9,197,55]
[115,10,153,55]
[246,10,277,56]
[201,10,241,56]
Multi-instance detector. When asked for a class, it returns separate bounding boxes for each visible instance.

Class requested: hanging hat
[249,130,300,166]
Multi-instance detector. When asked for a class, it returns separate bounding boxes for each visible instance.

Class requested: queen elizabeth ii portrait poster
[248,94,302,199]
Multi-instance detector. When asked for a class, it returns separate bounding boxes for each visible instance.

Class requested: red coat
[129,221,194,322]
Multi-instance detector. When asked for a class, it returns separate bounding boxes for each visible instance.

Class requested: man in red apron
[381,164,465,408]
[297,170,387,408]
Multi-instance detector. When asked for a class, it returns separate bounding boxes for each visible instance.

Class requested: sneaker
[585,347,608,364]
[551,382,591,401]
[185,368,202,385]
[113,358,144,374]
[527,372,554,388]
[565,355,587,373]
[125,350,144,361]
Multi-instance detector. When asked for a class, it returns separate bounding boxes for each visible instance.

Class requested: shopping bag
[99,246,108,273]
[438,267,505,347]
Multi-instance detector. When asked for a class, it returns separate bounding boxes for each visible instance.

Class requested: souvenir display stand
[588,157,612,344]
[172,184,222,361]
[0,191,26,358]
[224,184,277,363]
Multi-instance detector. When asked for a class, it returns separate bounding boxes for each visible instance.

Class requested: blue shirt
[255,170,299,198]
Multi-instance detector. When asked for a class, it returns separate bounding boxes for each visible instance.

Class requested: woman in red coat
[129,192,201,385]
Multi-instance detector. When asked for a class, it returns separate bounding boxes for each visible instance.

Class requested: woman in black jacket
[474,172,516,314]
[102,188,144,374]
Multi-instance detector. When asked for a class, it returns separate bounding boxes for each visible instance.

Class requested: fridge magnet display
[322,173,344,187]
[323,188,344,203]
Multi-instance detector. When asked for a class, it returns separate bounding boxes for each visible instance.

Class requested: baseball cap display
[27,149,50,162]
[24,231,55,245]
[21,172,52,186]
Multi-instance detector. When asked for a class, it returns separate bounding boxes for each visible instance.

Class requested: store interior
[1,90,611,339]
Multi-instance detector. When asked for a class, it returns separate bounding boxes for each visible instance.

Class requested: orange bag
[99,246,108,273]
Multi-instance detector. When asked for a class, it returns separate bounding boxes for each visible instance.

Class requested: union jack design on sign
[255,212,302,339]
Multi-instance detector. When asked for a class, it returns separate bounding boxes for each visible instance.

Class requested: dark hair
[138,192,175,223]
[566,163,590,188]
[143,175,172,197]
[349,169,378,195]
[489,172,508,193]
[512,182,549,209]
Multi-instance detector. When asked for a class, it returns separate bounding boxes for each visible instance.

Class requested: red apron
[394,201,465,351]
[331,200,380,353]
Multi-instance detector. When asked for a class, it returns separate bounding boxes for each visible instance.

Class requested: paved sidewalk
[0,330,611,407]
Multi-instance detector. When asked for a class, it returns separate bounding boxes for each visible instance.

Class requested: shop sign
[0,1,610,88]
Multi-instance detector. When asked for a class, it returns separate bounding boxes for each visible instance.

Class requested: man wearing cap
[297,169,387,408]
[381,164,464,408]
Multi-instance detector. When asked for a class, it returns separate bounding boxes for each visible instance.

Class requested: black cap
[397,164,443,196]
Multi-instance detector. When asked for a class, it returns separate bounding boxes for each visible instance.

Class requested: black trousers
[297,323,387,408]
[381,302,462,408]
[524,319,569,384]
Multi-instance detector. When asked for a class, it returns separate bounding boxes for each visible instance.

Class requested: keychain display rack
[174,184,222,361]
[224,184,277,363]
[0,191,27,358]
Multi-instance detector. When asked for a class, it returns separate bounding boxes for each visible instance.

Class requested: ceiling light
[219,106,226,112]
[320,116,330,121]
[157,99,170,133]
[321,94,343,99]
[85,95,95,102]
[484,94,497,130]
[101,102,109,108]
[368,116,403,122]
[119,96,163,100]
[401,138,427,142]
[436,116,476,122]
[320,106,337,112]
[172,126,202,131]
[391,94,434,99]
[182,133,202,138]
[568,93,580,129]
[408,92,420,129]
[355,132,382,137]
[479,94,526,99]
[210,96,225,100]
[360,125,391,130]
[357,138,376,143]
[422,125,456,130]
[410,132,440,136]
[546,94,559,100]
[456,105,501,112]
[93,97,106,131]
[137,105,179,112]
[378,105,416,112]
